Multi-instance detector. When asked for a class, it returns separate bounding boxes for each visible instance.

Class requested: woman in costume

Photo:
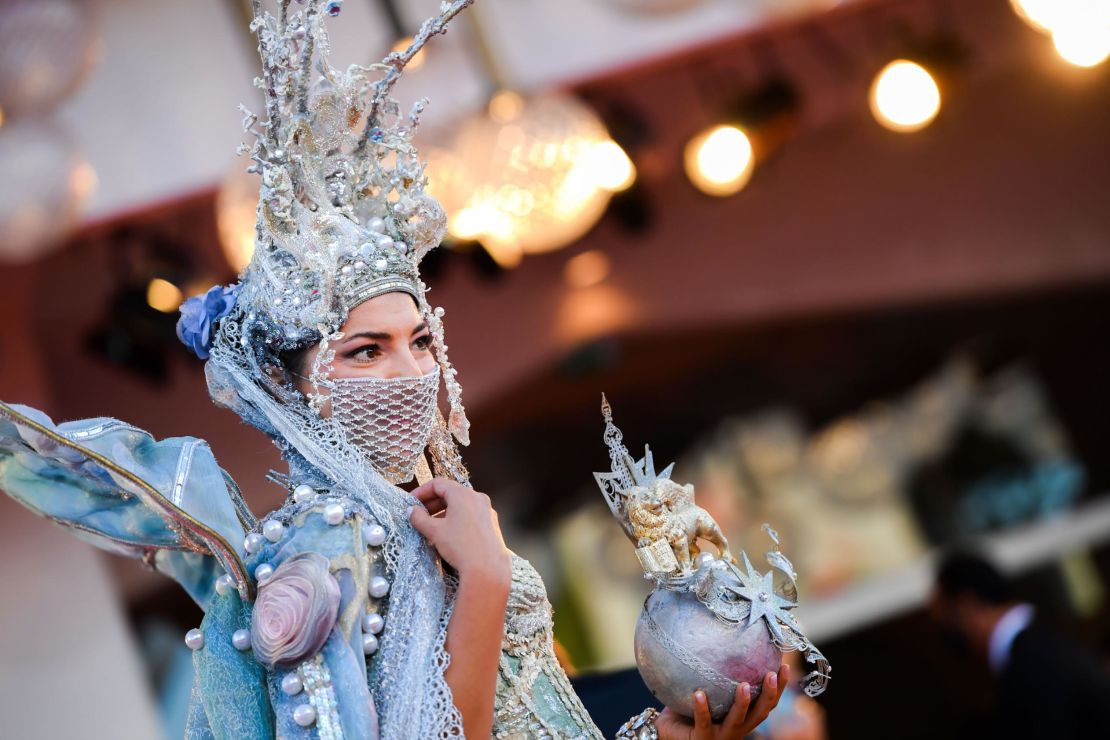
[0,2,787,737]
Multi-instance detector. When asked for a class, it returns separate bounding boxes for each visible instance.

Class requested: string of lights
[201,0,1110,297]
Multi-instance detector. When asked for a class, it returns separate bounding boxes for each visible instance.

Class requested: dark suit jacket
[989,623,1110,739]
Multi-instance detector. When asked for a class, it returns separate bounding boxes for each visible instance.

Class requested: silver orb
[635,588,781,721]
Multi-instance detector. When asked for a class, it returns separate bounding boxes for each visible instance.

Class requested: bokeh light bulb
[564,249,611,289]
[1011,0,1110,35]
[684,124,754,197]
[592,140,636,192]
[147,278,183,313]
[1011,0,1064,32]
[869,60,942,133]
[1052,22,1110,67]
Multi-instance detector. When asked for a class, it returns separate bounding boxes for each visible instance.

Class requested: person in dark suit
[929,550,1110,739]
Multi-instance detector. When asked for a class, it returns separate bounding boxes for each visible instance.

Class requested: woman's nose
[384,346,423,378]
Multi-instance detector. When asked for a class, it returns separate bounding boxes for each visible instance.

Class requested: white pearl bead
[369,576,390,598]
[244,533,264,554]
[185,628,205,650]
[215,574,234,596]
[362,523,386,547]
[255,563,274,583]
[281,673,303,696]
[367,216,385,232]
[373,258,389,271]
[232,629,252,651]
[324,503,345,525]
[293,704,317,727]
[363,612,384,635]
[263,520,286,543]
[695,551,716,570]
[362,633,379,655]
[376,236,394,249]
[293,484,316,504]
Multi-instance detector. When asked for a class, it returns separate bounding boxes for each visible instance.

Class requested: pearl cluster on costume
[361,516,389,658]
[185,483,394,734]
[284,655,344,738]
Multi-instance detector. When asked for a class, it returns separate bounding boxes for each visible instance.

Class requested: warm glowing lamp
[592,140,636,192]
[147,278,183,313]
[1010,0,1064,32]
[564,249,611,289]
[216,163,259,272]
[424,91,619,259]
[1052,23,1110,67]
[869,60,942,133]
[683,124,754,197]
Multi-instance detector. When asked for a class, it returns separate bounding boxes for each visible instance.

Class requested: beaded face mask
[325,366,440,485]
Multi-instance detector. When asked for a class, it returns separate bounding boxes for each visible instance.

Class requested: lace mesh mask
[325,366,440,484]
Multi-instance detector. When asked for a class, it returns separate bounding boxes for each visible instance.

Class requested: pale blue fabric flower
[176,284,241,360]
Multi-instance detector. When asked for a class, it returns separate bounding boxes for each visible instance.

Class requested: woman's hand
[409,477,512,738]
[656,663,789,740]
[408,477,511,589]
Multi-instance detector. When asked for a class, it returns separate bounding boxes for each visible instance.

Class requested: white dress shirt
[988,603,1035,674]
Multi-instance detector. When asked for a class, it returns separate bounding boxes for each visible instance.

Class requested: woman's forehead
[342,292,422,335]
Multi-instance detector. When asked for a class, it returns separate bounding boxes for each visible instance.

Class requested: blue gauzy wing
[0,401,254,607]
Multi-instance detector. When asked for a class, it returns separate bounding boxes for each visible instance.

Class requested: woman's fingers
[411,478,479,515]
[692,690,714,740]
[411,489,446,515]
[748,663,789,729]
[719,682,752,737]
[408,505,442,541]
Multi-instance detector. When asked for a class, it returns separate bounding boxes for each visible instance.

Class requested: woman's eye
[350,345,380,361]
[413,335,432,350]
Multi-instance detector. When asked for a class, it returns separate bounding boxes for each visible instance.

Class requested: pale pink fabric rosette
[250,552,341,669]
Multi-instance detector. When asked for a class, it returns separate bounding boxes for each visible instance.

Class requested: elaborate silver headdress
[190,0,473,448]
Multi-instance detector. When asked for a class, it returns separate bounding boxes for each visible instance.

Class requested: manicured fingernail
[768,673,778,689]
[405,506,413,520]
[695,690,705,703]
[742,683,751,698]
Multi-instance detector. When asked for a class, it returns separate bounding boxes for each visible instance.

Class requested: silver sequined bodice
[493,555,604,739]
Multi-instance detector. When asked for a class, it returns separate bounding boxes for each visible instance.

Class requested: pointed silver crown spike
[594,395,675,539]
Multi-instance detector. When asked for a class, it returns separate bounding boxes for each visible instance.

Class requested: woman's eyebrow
[340,323,426,344]
[342,330,392,343]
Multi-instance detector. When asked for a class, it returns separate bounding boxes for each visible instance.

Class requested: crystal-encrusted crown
[236,0,468,333]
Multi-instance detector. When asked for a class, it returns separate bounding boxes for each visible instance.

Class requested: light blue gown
[0,401,603,740]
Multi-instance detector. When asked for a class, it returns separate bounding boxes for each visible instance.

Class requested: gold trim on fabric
[0,401,253,599]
